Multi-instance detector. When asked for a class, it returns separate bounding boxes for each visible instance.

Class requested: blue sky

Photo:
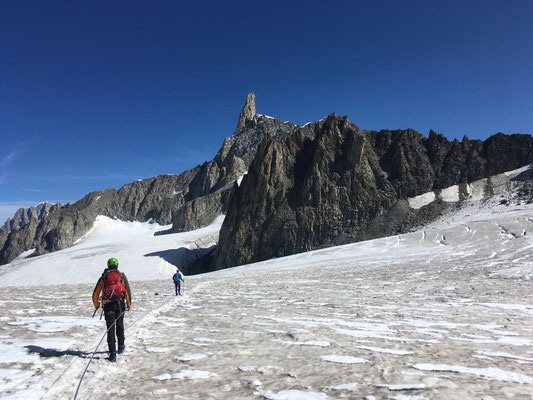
[1,1,532,223]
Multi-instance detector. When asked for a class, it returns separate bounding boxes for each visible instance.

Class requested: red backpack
[103,269,126,301]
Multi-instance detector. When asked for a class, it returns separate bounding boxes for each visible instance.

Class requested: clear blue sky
[1,0,532,223]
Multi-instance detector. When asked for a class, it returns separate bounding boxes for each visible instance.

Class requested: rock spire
[236,93,257,131]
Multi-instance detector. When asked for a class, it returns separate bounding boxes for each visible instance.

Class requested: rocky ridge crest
[0,95,308,265]
[1,202,54,234]
[212,114,533,269]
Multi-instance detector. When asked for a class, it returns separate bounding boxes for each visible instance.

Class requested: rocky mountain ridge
[0,94,314,265]
[2,96,532,273]
[212,114,533,269]
[1,202,54,234]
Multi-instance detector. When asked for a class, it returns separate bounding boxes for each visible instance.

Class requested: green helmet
[107,258,119,267]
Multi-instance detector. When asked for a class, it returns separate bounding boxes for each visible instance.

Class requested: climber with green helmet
[92,257,132,362]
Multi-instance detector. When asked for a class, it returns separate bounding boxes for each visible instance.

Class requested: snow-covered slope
[0,215,223,287]
[0,186,532,399]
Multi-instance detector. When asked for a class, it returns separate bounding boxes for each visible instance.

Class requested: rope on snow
[73,308,126,400]
[73,291,183,399]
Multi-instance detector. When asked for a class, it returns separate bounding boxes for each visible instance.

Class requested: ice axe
[92,306,99,318]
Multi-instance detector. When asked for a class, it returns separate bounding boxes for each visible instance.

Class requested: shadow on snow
[144,245,215,275]
[25,345,107,359]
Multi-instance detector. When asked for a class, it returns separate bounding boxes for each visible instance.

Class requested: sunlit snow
[0,168,532,399]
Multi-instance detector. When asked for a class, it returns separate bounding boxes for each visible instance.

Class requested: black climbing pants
[174,281,181,295]
[104,300,125,354]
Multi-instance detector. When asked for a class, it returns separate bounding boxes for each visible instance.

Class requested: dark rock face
[172,190,231,232]
[171,97,318,231]
[4,94,531,270]
[1,218,39,263]
[213,115,533,269]
[0,94,313,265]
[2,202,54,233]
[0,229,8,255]
[235,93,257,131]
[1,173,199,262]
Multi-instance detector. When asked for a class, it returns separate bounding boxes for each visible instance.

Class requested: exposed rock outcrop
[0,94,314,265]
[1,173,198,262]
[235,93,257,131]
[4,94,531,272]
[213,115,533,269]
[0,228,8,255]
[1,218,39,263]
[171,96,318,232]
[172,189,231,232]
[2,202,54,233]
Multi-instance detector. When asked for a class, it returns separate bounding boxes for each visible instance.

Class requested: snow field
[0,200,532,398]
[0,214,224,286]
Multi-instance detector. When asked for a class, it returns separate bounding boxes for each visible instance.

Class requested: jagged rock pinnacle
[236,93,257,131]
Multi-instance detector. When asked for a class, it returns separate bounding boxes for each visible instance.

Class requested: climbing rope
[73,292,182,399]
[73,308,126,400]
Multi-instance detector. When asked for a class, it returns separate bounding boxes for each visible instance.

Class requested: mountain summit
[235,92,257,131]
[1,95,532,272]
[0,94,308,265]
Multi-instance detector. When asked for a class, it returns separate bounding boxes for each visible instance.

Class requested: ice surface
[273,339,330,347]
[320,354,368,364]
[238,366,282,373]
[413,363,533,384]
[151,369,217,380]
[175,353,208,361]
[477,351,533,362]
[375,383,426,390]
[388,395,429,400]
[327,381,358,390]
[145,346,169,352]
[254,389,327,399]
[0,181,532,399]
[8,315,99,332]
[357,345,413,355]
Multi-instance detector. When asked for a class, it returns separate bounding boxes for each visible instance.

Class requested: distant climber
[92,257,132,362]
[173,268,184,296]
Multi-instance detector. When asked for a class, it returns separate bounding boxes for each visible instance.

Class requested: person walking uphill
[92,257,132,362]
[173,268,184,296]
